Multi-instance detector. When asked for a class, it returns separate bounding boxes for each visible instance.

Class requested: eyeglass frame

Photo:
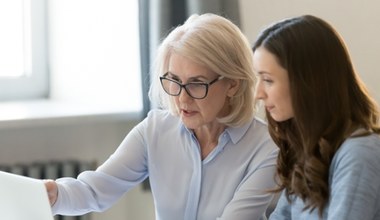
[159,73,225,99]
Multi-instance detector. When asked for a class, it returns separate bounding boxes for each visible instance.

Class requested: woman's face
[165,53,239,129]
[253,46,294,122]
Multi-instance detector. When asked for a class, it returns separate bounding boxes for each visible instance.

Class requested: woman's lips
[266,106,274,112]
[181,109,197,117]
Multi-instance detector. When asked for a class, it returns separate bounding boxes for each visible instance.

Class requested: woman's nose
[254,82,266,100]
[178,87,193,102]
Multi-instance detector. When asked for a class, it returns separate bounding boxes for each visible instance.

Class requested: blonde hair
[149,13,256,127]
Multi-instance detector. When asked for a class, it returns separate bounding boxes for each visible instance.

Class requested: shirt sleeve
[218,146,279,220]
[268,190,291,220]
[326,137,380,220]
[52,118,149,216]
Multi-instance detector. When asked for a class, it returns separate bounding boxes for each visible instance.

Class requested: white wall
[239,0,380,104]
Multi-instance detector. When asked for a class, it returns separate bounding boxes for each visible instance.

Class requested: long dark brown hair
[253,15,380,216]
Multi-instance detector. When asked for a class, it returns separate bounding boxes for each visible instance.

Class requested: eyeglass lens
[161,78,208,99]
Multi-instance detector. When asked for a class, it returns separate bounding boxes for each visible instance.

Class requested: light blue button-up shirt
[269,133,380,220]
[53,109,278,220]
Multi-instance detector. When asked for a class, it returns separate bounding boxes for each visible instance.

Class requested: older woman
[45,13,278,220]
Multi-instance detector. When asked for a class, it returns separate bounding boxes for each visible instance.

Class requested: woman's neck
[193,124,226,159]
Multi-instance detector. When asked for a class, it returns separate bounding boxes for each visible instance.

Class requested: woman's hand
[43,179,58,206]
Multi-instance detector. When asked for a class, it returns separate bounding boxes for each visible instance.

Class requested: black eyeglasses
[159,73,224,99]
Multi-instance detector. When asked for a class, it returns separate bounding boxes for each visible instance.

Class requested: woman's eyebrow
[165,71,176,77]
[166,72,209,81]
[256,71,271,75]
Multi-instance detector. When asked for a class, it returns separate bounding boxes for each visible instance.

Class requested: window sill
[0,99,143,129]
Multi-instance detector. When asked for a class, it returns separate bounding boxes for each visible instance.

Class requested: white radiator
[0,160,96,220]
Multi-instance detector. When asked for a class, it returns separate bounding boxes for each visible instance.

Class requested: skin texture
[43,179,58,205]
[253,47,294,122]
[168,53,240,158]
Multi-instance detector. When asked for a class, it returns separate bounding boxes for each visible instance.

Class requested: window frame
[0,0,48,101]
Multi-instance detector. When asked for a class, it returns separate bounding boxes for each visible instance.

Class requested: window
[0,0,142,113]
[48,0,142,112]
[0,0,48,101]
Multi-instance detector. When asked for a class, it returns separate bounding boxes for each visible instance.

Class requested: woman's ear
[227,79,240,97]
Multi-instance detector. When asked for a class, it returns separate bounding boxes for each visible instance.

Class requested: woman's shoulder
[332,133,380,168]
[145,109,177,122]
[252,116,269,128]
[140,109,181,129]
[340,133,380,155]
[133,109,181,138]
[247,116,271,138]
[239,117,278,152]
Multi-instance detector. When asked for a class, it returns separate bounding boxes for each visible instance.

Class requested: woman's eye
[263,79,273,83]
[259,76,273,84]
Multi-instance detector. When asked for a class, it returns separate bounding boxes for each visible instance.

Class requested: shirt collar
[224,120,252,144]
